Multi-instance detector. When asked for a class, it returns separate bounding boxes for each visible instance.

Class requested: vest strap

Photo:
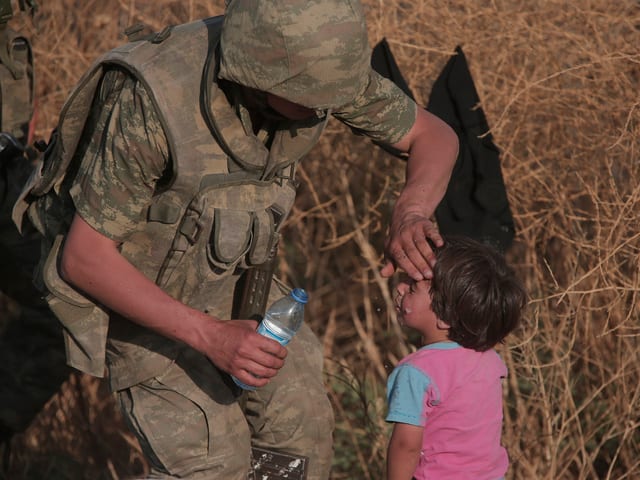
[147,201,182,224]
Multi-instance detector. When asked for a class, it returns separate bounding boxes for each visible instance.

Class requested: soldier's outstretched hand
[380,211,443,281]
[379,108,458,281]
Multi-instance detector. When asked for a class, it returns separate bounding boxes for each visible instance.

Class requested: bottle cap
[291,288,308,304]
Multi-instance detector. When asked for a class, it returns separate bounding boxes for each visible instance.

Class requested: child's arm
[387,422,424,480]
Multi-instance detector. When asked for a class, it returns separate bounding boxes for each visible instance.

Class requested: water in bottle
[232,288,308,390]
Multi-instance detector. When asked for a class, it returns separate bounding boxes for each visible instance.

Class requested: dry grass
[3,0,639,478]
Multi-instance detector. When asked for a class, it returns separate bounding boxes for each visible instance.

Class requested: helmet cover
[219,0,372,110]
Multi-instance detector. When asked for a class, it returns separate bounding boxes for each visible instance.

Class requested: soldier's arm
[380,108,458,281]
[60,70,286,388]
[333,71,458,281]
[59,213,287,388]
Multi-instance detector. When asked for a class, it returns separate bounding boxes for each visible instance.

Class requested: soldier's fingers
[422,221,444,247]
[256,336,288,360]
[412,232,437,270]
[387,244,424,281]
[380,260,396,278]
[233,369,271,388]
[402,240,432,279]
[242,353,285,380]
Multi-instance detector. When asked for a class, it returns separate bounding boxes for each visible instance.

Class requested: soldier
[15,0,458,478]
[0,0,70,460]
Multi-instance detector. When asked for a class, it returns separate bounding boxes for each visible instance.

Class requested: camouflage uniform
[16,0,417,477]
[0,0,70,446]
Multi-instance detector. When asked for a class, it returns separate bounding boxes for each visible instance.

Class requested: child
[386,235,527,480]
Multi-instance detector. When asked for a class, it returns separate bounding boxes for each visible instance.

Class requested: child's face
[394,279,449,342]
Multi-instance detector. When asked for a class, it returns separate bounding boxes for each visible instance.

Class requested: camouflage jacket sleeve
[70,67,170,242]
[331,69,417,145]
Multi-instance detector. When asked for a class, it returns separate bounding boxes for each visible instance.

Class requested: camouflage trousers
[117,324,334,479]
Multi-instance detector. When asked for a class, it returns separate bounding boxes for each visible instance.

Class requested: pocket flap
[248,209,276,265]
[211,209,252,263]
[42,234,108,377]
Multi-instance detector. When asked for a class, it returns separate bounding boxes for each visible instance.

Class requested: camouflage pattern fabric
[220,0,416,143]
[39,16,326,384]
[71,69,169,243]
[220,0,371,110]
[13,0,422,475]
[332,68,417,145]
[19,18,335,478]
[117,277,333,480]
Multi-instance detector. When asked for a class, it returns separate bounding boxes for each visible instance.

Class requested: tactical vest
[14,16,327,380]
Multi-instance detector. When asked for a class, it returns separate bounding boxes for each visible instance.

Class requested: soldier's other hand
[381,213,442,281]
[203,319,287,388]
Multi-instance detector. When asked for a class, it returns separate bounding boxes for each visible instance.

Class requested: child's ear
[436,318,451,331]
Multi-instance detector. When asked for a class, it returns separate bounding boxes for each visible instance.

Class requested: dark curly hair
[429,235,527,352]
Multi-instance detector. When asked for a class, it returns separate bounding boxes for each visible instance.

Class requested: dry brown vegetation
[2,0,639,478]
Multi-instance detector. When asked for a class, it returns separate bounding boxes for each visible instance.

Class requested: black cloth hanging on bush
[371,41,515,252]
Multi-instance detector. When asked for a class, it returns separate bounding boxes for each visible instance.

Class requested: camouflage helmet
[219,0,372,110]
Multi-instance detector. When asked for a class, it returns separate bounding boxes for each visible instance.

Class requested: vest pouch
[157,181,295,296]
[247,207,278,265]
[207,207,278,269]
[208,208,253,269]
[42,234,108,377]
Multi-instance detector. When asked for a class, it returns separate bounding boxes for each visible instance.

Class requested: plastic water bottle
[232,288,308,390]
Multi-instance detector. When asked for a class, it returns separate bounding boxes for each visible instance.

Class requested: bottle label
[232,375,256,391]
[257,320,292,346]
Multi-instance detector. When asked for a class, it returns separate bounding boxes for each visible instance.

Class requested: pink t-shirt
[386,342,508,480]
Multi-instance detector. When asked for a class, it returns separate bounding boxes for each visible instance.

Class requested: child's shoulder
[401,343,504,370]
[406,341,463,358]
[399,342,463,367]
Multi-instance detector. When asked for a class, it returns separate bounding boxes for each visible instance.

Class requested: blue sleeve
[386,363,432,426]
